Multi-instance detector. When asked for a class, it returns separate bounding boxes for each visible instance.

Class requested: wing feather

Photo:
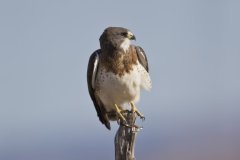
[135,46,149,72]
[87,49,111,130]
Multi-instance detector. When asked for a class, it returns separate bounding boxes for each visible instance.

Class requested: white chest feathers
[96,62,152,109]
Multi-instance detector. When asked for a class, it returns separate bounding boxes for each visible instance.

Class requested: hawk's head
[99,27,136,52]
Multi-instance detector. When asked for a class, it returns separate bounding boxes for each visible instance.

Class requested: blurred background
[0,0,240,160]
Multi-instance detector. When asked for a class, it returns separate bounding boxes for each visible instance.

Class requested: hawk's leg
[114,104,127,123]
[130,102,145,121]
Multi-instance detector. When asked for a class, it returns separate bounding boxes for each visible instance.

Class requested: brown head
[99,27,136,52]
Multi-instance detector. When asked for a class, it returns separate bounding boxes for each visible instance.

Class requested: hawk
[87,27,152,130]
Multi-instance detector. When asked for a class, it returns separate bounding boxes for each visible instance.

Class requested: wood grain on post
[115,111,140,160]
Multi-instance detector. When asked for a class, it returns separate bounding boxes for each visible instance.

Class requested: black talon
[140,116,145,121]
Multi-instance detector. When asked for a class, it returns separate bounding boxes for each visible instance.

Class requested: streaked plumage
[87,27,151,130]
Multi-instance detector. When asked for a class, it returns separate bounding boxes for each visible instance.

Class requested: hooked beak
[130,35,136,40]
[127,32,136,40]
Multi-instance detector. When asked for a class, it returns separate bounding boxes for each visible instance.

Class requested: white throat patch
[120,38,130,52]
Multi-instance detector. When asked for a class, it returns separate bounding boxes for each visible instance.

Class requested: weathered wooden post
[114,111,141,160]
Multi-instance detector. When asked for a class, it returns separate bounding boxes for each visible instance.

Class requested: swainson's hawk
[87,27,152,130]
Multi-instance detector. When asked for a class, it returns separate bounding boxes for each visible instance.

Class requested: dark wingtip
[105,122,111,130]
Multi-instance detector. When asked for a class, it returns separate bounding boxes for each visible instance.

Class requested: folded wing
[87,49,111,130]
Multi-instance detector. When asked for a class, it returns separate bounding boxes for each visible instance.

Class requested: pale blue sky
[0,0,240,160]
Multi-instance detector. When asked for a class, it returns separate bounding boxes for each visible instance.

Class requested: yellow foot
[115,104,126,123]
[130,102,145,121]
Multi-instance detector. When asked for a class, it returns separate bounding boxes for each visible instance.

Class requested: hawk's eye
[121,32,128,37]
